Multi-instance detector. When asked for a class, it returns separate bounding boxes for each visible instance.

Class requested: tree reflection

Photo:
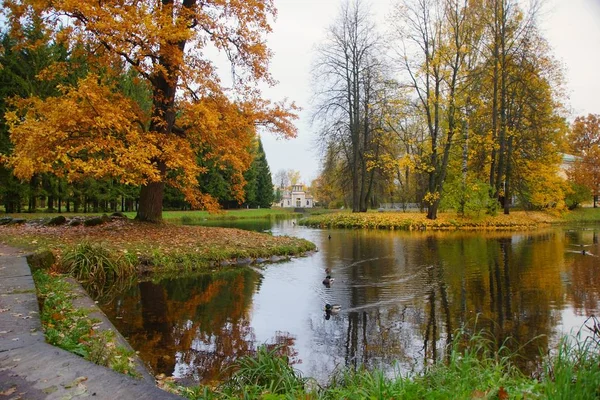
[98,227,598,383]
[100,268,299,383]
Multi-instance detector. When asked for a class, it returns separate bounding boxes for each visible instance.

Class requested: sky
[257,0,600,185]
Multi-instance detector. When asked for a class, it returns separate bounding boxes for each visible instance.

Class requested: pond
[98,218,600,385]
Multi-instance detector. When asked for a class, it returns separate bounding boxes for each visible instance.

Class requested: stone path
[0,244,182,399]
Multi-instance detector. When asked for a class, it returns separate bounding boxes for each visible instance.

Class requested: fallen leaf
[0,386,16,396]
[471,390,487,399]
[63,376,88,388]
[498,387,508,400]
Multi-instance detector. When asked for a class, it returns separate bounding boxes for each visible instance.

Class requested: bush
[565,183,591,210]
[61,242,135,285]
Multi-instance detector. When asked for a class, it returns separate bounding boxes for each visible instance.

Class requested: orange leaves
[568,114,600,196]
[5,74,162,184]
[5,0,299,218]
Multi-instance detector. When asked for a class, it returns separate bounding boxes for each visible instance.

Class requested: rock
[68,218,82,227]
[83,217,106,227]
[26,219,46,226]
[46,216,67,226]
[8,218,26,225]
[0,217,13,225]
[236,257,253,266]
[110,212,128,219]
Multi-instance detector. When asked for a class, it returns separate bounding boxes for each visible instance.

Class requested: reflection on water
[99,220,600,384]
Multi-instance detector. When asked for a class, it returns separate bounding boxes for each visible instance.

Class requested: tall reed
[61,242,136,287]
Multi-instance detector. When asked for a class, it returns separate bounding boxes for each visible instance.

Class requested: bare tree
[312,0,386,212]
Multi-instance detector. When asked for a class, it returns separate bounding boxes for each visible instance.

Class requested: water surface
[98,219,600,383]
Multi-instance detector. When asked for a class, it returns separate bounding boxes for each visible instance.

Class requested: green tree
[254,138,274,208]
[244,138,273,208]
[0,22,78,213]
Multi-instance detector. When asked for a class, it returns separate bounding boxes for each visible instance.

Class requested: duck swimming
[325,303,341,314]
[322,275,334,285]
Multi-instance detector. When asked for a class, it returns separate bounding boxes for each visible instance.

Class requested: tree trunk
[427,200,439,220]
[48,195,55,212]
[28,175,38,213]
[137,160,167,222]
[503,135,513,215]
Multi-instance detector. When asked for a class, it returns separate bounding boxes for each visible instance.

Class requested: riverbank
[163,330,600,399]
[3,243,600,399]
[299,210,572,230]
[0,244,183,399]
[0,215,316,277]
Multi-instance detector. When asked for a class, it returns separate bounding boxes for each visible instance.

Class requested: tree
[312,0,385,212]
[568,114,600,207]
[3,0,297,222]
[313,143,348,208]
[287,169,302,186]
[469,3,567,213]
[253,138,275,208]
[273,169,290,189]
[0,21,85,213]
[391,0,479,219]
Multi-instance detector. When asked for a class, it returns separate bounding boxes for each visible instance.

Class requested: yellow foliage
[3,0,298,216]
[6,75,163,184]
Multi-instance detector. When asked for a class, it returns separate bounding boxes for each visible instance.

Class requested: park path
[0,244,182,399]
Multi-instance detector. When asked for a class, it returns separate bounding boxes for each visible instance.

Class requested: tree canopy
[2,0,297,221]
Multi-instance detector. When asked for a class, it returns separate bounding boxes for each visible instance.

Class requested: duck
[328,234,331,240]
[325,303,341,314]
[322,275,334,285]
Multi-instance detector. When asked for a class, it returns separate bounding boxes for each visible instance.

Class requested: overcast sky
[258,0,600,185]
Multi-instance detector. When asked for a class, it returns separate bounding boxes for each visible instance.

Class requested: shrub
[61,242,135,285]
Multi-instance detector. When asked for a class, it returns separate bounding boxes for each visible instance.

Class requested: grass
[159,325,600,400]
[0,208,301,224]
[124,208,302,222]
[561,207,600,223]
[0,218,316,277]
[299,210,564,231]
[32,269,140,378]
[61,241,136,284]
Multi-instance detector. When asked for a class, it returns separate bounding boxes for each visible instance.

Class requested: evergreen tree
[254,138,274,208]
[0,23,70,212]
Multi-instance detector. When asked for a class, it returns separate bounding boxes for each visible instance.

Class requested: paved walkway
[0,244,182,399]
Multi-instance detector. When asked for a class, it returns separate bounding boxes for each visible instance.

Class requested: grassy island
[299,209,600,231]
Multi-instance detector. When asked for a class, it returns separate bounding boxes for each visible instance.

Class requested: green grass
[155,208,301,223]
[160,326,600,400]
[1,211,107,220]
[61,241,136,283]
[561,207,600,223]
[1,208,301,222]
[32,270,140,378]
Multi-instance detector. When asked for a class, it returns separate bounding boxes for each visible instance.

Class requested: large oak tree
[2,0,297,222]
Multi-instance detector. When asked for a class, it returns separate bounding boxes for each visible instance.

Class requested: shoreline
[0,216,316,277]
[0,244,183,399]
[298,210,579,231]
